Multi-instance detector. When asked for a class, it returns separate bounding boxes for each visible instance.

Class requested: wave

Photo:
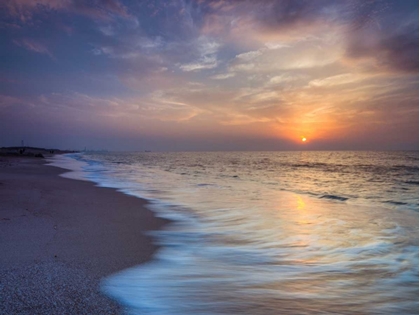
[50,152,419,315]
[320,194,349,201]
[290,162,329,168]
[392,165,419,172]
[385,200,408,206]
[404,180,419,185]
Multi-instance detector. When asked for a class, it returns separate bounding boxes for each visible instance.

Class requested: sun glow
[301,137,307,142]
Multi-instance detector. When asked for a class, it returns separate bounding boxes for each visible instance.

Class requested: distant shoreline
[0,156,169,314]
[0,146,79,158]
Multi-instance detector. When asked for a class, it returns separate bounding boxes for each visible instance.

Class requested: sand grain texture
[0,157,168,314]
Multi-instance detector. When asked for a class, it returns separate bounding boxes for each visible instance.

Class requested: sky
[0,0,418,151]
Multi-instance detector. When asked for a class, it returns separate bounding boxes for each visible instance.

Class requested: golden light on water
[296,195,306,210]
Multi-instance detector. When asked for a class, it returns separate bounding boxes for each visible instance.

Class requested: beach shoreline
[0,156,169,314]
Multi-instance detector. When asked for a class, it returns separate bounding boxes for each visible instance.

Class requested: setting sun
[302,137,307,142]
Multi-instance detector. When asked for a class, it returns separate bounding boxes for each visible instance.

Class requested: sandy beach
[0,156,169,314]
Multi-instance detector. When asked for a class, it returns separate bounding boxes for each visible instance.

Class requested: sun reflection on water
[296,195,306,210]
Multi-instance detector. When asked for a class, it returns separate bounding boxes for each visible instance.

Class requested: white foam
[54,152,419,315]
[46,154,91,182]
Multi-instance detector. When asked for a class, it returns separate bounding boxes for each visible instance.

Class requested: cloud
[179,56,218,72]
[343,0,419,73]
[267,73,308,86]
[309,73,366,87]
[0,95,23,108]
[13,38,54,58]
[346,21,419,73]
[179,36,220,72]
[235,50,263,61]
[379,31,419,72]
[3,90,201,125]
[252,0,336,32]
[2,0,132,23]
[200,0,347,46]
[265,42,290,50]
[210,73,235,80]
[228,37,342,74]
[69,0,132,21]
[0,0,417,150]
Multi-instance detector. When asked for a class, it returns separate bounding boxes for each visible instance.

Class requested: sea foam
[51,152,419,314]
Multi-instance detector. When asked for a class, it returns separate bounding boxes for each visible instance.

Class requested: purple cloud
[13,38,54,59]
[2,0,132,23]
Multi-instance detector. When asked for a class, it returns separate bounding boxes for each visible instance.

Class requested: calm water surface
[50,151,419,314]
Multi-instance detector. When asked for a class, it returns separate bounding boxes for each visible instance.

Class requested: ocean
[49,151,419,314]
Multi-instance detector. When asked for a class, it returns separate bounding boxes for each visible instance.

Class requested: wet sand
[0,156,169,314]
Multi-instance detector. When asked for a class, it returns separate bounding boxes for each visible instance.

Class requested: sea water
[49,151,419,314]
